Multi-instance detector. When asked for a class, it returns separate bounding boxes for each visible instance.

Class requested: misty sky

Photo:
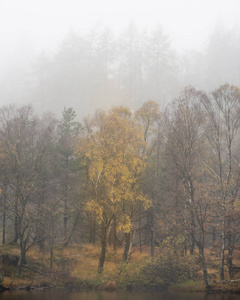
[0,0,239,55]
[0,0,240,116]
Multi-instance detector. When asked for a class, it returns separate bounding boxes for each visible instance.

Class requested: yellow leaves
[85,152,91,159]
[117,214,132,233]
[85,200,104,223]
[76,105,150,228]
[138,192,152,210]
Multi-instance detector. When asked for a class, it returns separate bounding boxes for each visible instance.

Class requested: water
[0,290,239,300]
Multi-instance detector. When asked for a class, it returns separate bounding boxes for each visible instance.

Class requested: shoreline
[1,280,240,295]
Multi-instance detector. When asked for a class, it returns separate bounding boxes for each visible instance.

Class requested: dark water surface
[0,290,240,300]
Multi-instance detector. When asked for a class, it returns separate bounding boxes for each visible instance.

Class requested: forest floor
[1,243,240,293]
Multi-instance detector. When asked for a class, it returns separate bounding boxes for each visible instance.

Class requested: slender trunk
[89,219,96,244]
[113,213,117,251]
[2,195,6,245]
[227,233,234,279]
[16,229,30,277]
[190,239,195,255]
[50,216,55,269]
[227,249,234,279]
[108,225,112,246]
[98,222,107,274]
[89,224,93,244]
[16,243,27,277]
[92,220,96,244]
[16,250,25,277]
[50,237,54,269]
[0,250,3,283]
[2,181,7,245]
[184,237,187,255]
[150,227,155,257]
[14,185,21,243]
[199,246,211,290]
[63,198,68,243]
[14,199,20,243]
[212,226,216,243]
[139,205,142,253]
[14,217,19,243]
[150,209,155,258]
[219,221,225,280]
[65,211,81,246]
[13,215,22,244]
[122,232,131,262]
[63,156,69,244]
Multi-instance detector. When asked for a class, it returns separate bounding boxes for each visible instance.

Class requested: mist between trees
[1,23,240,117]
[0,83,240,290]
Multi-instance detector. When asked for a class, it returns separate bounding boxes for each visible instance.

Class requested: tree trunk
[65,211,81,246]
[1,181,7,245]
[63,156,69,245]
[212,226,216,243]
[2,199,6,245]
[150,227,155,257]
[98,222,107,274]
[139,205,142,253]
[63,198,68,244]
[0,250,3,283]
[89,219,96,244]
[227,233,234,279]
[13,215,22,244]
[199,246,211,290]
[122,232,131,262]
[16,243,27,277]
[219,224,225,280]
[148,210,154,258]
[113,213,117,251]
[184,237,187,255]
[50,216,55,270]
[190,239,195,255]
[16,250,25,277]
[50,237,54,269]
[89,225,93,244]
[90,220,96,244]
[16,230,30,277]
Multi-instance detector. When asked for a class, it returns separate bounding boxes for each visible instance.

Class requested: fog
[0,0,240,117]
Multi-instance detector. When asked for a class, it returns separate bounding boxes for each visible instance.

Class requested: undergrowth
[1,240,240,291]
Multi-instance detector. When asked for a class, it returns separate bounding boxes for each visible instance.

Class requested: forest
[1,24,240,117]
[0,82,240,292]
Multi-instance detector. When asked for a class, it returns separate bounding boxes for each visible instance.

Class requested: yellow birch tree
[76,106,150,273]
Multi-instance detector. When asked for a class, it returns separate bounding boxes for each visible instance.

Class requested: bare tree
[201,84,240,280]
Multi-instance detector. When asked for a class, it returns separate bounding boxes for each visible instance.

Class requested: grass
[169,280,206,293]
[1,242,240,292]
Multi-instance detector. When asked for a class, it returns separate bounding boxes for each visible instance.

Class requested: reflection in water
[0,290,239,300]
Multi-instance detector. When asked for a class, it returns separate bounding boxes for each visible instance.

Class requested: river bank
[1,277,240,295]
[1,243,240,294]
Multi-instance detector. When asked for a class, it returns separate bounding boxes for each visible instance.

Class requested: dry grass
[3,277,33,288]
[2,242,240,291]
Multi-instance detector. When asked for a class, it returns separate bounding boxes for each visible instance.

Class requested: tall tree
[57,107,81,245]
[201,84,240,280]
[144,26,179,104]
[163,87,211,289]
[77,106,149,272]
[0,105,58,276]
[135,100,161,256]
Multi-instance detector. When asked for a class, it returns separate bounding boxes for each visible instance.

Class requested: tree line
[1,83,240,289]
[2,23,240,118]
